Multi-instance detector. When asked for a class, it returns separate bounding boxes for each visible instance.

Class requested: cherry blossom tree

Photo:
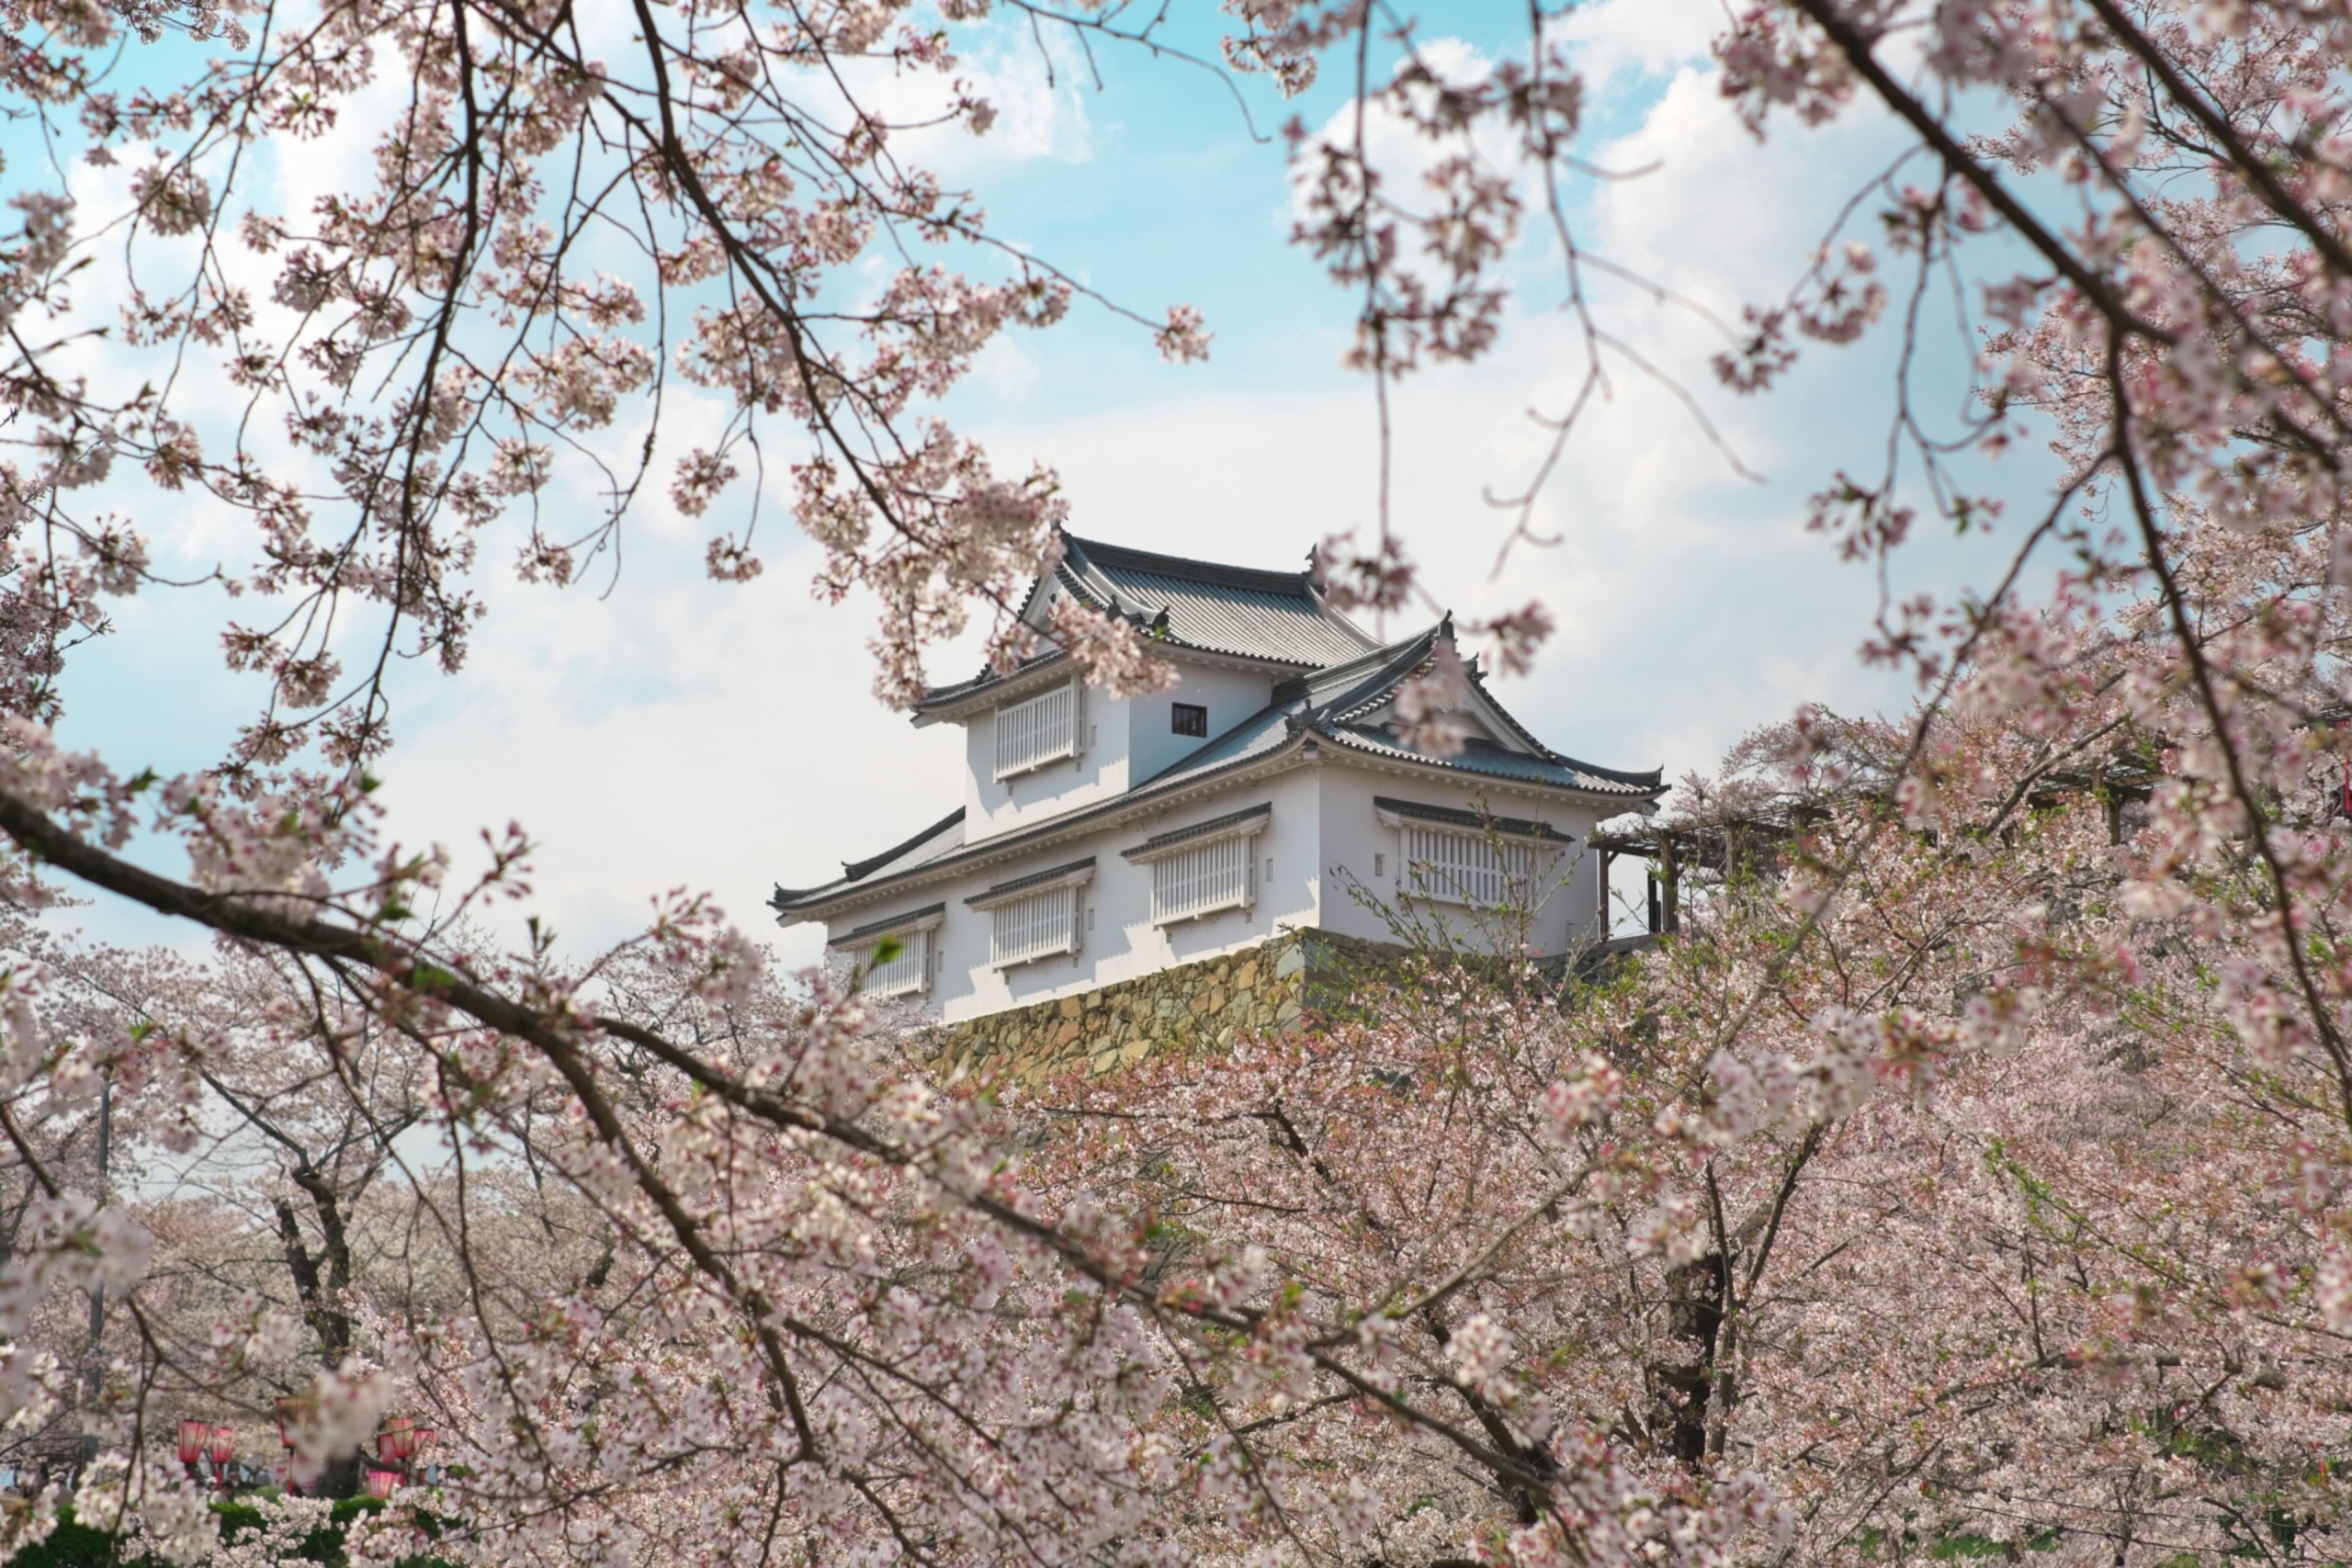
[0,0,2345,1565]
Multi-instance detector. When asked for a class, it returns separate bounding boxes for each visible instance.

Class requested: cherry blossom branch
[1783,0,2171,344]
[2102,334,2352,1131]
[2078,0,2352,286]
[0,776,1590,1514]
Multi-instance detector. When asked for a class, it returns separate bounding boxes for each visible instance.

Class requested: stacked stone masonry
[929,930,1651,1086]
[938,931,1378,1084]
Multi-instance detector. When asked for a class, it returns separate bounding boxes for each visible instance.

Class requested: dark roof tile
[771,808,966,915]
[1120,802,1272,861]
[918,532,1377,709]
[1062,535,1377,667]
[965,857,1097,907]
[1324,726,1660,795]
[834,903,946,945]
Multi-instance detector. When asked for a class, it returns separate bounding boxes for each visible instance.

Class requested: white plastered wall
[820,758,1631,1023]
[1310,761,1608,958]
[960,659,1284,845]
[1125,661,1281,784]
[847,764,1327,1025]
[962,681,1131,844]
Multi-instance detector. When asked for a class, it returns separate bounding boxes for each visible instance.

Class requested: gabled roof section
[1054,534,1379,667]
[1276,623,1445,717]
[914,531,1379,715]
[1115,617,1661,797]
[1263,618,1662,795]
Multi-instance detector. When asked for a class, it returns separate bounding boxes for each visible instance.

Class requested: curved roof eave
[770,725,1317,926]
[1314,724,1666,799]
[773,716,1661,929]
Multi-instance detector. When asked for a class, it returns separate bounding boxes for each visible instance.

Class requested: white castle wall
[828,758,1624,1024]
[960,660,1282,845]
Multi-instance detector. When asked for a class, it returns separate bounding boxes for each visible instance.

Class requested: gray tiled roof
[1374,796,1574,840]
[913,651,1066,712]
[1058,536,1379,667]
[915,532,1378,712]
[835,902,946,945]
[1282,625,1443,716]
[966,856,1097,907]
[1135,704,1300,790]
[1120,802,1272,861]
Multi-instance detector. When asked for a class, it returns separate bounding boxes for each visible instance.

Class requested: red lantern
[176,1418,206,1468]
[273,1396,305,1450]
[365,1468,398,1500]
[413,1428,437,1456]
[209,1425,233,1466]
[381,1415,417,1462]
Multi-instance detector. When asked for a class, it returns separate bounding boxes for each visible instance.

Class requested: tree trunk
[1645,1254,1725,1469]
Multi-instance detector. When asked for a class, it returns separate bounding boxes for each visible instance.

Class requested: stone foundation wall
[939,931,1388,1083]
[930,930,1616,1084]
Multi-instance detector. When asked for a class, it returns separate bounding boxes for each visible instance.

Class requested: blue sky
[20,0,2064,966]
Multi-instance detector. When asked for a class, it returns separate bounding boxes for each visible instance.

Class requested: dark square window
[1171,703,1208,738]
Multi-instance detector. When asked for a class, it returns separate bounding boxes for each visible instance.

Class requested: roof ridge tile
[1064,533,1322,597]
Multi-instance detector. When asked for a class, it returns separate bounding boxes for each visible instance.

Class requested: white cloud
[368,544,960,971]
[811,28,1097,177]
[25,1,2061,984]
[1557,0,1725,90]
[1578,62,1874,313]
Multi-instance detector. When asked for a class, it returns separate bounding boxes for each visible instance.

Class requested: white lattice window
[989,886,1079,966]
[831,909,944,998]
[1149,833,1257,924]
[856,928,930,998]
[1123,807,1269,928]
[994,682,1081,779]
[1398,824,1549,908]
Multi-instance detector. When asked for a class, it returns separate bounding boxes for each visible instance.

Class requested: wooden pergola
[1590,815,1790,935]
[1589,759,2161,937]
